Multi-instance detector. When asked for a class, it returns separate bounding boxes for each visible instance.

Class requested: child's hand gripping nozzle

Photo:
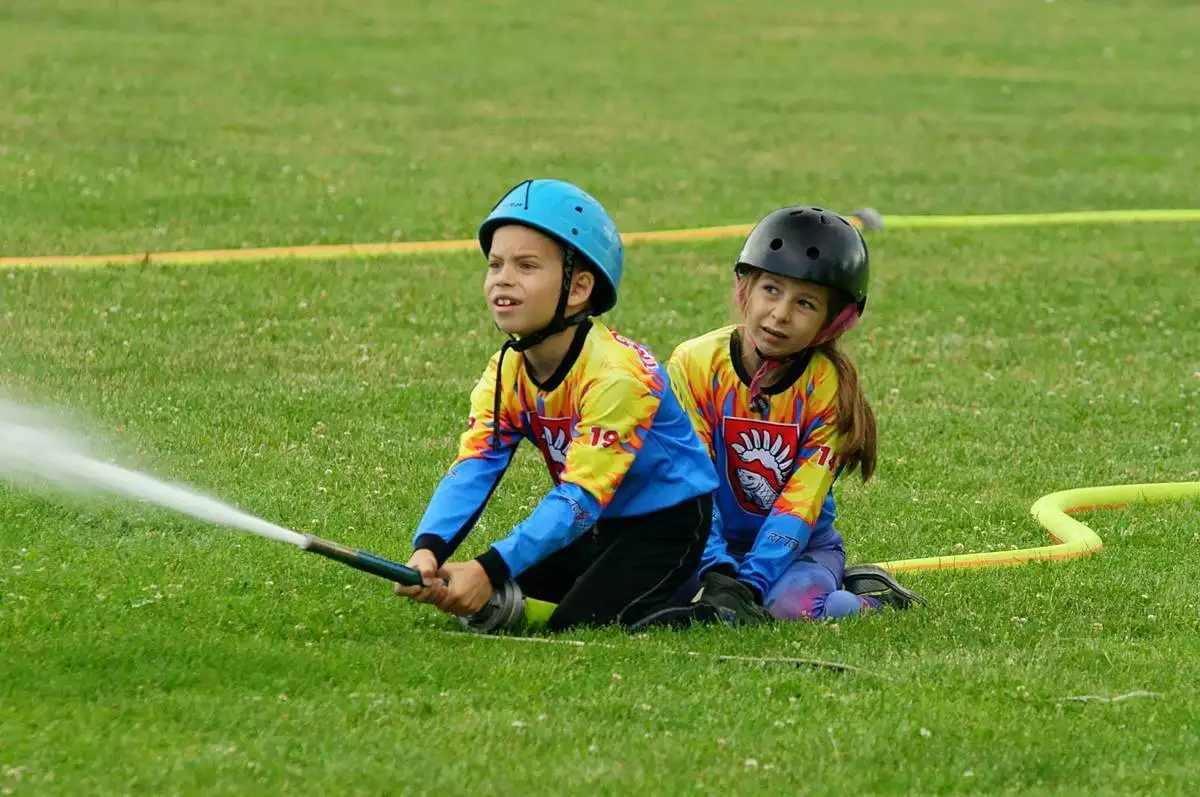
[302,534,557,632]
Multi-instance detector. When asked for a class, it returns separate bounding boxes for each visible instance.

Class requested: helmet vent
[812,207,824,212]
[820,215,830,224]
[806,246,821,260]
[571,228,579,235]
[575,206,583,212]
[769,238,784,251]
[838,217,851,227]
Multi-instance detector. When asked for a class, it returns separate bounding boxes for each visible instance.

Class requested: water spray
[0,398,422,587]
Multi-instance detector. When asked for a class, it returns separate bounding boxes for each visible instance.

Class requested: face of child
[484,224,592,336]
[740,272,832,358]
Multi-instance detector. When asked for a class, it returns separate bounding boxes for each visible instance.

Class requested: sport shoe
[842,564,926,609]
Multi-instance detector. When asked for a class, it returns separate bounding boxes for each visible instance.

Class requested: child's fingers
[436,586,487,617]
[395,582,444,604]
[395,582,422,598]
[406,550,440,583]
[426,582,449,605]
[435,584,476,616]
[431,588,459,614]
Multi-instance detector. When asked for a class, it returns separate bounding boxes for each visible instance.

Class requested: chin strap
[745,338,793,403]
[490,246,591,451]
[810,304,862,346]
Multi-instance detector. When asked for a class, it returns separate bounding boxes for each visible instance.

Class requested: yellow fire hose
[879,481,1200,573]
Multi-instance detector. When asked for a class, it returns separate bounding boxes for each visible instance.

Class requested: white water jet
[0,398,304,547]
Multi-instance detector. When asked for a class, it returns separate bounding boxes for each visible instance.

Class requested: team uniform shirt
[667,325,847,599]
[413,320,719,583]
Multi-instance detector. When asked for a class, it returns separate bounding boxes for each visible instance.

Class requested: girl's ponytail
[814,339,877,482]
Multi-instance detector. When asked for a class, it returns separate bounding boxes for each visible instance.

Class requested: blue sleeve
[700,503,738,574]
[476,482,603,582]
[412,448,516,565]
[735,511,814,601]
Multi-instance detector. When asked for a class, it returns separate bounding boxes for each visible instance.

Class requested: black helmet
[735,206,870,311]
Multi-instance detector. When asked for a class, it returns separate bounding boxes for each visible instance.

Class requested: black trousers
[516,493,712,631]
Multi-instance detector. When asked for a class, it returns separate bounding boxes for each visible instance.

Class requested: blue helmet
[478,179,624,314]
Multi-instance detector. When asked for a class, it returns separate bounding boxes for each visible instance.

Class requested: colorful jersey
[667,325,847,598]
[413,320,718,581]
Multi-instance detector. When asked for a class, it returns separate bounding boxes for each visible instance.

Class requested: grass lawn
[2,1,1198,794]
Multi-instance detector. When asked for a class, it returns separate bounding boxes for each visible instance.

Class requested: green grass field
[2,1,1199,794]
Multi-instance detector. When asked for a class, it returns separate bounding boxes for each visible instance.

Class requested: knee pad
[823,589,865,619]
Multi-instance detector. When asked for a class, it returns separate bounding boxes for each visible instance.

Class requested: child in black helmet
[636,207,924,629]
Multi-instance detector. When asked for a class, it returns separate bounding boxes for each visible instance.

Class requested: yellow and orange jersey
[667,325,847,596]
[413,320,718,579]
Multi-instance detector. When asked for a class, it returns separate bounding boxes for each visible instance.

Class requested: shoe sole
[842,564,927,607]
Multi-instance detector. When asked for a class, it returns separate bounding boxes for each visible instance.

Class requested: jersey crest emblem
[722,417,798,515]
[528,414,573,483]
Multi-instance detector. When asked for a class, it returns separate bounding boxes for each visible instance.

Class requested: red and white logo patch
[722,417,798,515]
[528,414,573,483]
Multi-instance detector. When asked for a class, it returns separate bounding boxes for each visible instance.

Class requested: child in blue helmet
[395,179,719,631]
[635,207,925,630]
